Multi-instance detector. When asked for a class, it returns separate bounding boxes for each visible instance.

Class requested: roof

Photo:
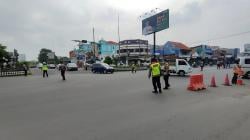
[107,41,118,45]
[169,41,191,50]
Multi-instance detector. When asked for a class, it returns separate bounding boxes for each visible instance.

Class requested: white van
[162,59,192,76]
[238,57,250,78]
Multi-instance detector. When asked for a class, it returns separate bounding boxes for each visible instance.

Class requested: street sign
[142,9,169,35]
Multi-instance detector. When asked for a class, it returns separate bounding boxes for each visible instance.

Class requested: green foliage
[112,56,118,66]
[0,44,9,58]
[38,48,51,63]
[104,56,113,65]
[38,48,58,64]
[0,44,10,64]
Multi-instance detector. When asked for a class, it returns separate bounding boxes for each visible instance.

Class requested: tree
[38,48,58,64]
[112,55,118,66]
[0,44,10,64]
[104,56,112,65]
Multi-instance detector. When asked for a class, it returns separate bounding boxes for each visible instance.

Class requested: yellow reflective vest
[150,63,161,77]
[42,65,48,71]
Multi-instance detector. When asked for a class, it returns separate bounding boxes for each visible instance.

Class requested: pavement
[0,67,250,140]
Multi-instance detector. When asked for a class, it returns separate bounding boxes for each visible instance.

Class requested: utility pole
[153,32,156,58]
[93,27,96,62]
[118,14,121,64]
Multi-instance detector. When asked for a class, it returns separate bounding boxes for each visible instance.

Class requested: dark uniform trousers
[152,76,161,92]
[61,70,66,80]
[164,74,170,88]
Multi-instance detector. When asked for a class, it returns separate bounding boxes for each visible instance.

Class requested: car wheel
[179,71,185,77]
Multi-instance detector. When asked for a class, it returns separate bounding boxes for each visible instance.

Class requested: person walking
[148,58,162,94]
[59,63,67,80]
[23,64,28,76]
[200,61,204,71]
[163,61,170,89]
[131,63,136,73]
[42,62,48,78]
[231,63,240,84]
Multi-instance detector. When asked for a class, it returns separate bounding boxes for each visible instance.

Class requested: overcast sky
[1,0,250,60]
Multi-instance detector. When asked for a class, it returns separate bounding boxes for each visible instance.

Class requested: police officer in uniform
[163,61,170,89]
[148,58,162,94]
[59,63,67,80]
[42,62,49,78]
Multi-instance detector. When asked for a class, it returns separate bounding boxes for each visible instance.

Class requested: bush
[104,56,112,65]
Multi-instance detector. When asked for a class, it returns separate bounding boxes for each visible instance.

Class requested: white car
[48,64,56,69]
[37,63,43,69]
[66,63,78,71]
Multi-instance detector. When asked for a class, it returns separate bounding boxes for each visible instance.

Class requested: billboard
[142,9,169,35]
[244,44,250,52]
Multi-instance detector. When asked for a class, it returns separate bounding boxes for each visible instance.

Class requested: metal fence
[0,67,26,77]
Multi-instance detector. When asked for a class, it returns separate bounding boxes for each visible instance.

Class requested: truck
[161,59,192,76]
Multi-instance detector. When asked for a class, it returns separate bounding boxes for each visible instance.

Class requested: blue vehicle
[91,63,114,74]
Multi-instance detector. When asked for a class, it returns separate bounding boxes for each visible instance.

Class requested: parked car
[238,56,250,79]
[48,64,56,69]
[66,63,78,71]
[37,63,43,69]
[91,63,114,74]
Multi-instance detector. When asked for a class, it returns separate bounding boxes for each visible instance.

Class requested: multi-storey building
[118,39,149,65]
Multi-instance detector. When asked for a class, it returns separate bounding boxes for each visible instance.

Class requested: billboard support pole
[153,32,156,58]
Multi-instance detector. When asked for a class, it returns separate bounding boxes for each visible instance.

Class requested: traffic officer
[163,61,170,89]
[131,63,136,73]
[148,58,162,94]
[42,62,49,78]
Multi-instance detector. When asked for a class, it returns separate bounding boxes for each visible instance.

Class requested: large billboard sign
[142,9,169,35]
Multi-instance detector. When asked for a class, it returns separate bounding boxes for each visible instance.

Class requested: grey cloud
[171,1,202,26]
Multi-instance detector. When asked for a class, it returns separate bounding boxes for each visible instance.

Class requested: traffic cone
[223,74,231,86]
[237,77,244,85]
[210,75,217,87]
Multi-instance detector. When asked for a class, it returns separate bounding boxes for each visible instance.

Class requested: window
[135,49,140,52]
[245,59,250,64]
[179,61,187,65]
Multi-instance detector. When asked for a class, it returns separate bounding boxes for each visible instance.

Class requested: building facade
[244,44,250,52]
[118,39,149,65]
[98,40,118,60]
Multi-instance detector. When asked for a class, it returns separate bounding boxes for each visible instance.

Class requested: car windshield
[102,63,110,67]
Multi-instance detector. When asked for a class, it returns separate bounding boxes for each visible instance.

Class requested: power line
[188,30,250,45]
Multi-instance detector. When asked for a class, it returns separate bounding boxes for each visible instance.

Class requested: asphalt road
[1,67,250,140]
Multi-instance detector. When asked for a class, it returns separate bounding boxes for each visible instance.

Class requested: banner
[142,9,169,35]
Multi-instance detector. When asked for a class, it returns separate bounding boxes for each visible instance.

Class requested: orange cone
[223,74,231,86]
[237,77,244,85]
[210,75,217,87]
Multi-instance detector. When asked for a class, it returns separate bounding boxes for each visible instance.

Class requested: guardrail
[0,69,26,77]
[114,67,148,72]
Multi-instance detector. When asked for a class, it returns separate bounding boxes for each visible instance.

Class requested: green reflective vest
[150,63,160,77]
[42,65,48,71]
